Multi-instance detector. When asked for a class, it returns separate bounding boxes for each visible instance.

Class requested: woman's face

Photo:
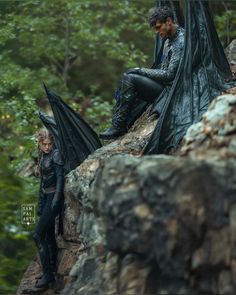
[39,138,53,154]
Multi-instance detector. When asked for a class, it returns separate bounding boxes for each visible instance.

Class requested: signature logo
[21,204,36,225]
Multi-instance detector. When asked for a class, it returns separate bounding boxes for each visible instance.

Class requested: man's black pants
[121,72,164,103]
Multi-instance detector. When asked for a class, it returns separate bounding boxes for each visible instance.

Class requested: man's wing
[144,0,234,155]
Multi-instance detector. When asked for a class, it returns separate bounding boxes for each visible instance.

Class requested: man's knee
[123,71,130,79]
[122,72,138,84]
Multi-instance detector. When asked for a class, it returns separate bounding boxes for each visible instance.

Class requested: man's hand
[126,67,142,75]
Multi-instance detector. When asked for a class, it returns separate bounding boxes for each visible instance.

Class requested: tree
[0,0,153,293]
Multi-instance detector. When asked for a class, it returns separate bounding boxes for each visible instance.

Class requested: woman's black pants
[33,193,58,275]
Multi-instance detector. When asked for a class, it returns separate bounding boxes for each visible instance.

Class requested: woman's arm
[38,181,44,216]
[51,150,64,213]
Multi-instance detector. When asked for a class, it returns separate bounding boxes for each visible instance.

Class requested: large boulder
[17,89,236,294]
[62,91,236,295]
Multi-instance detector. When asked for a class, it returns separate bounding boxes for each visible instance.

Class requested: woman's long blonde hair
[34,128,54,177]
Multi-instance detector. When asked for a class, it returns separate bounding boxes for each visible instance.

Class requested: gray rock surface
[18,88,236,294]
[63,90,236,295]
[17,106,157,294]
[225,39,236,65]
[225,39,236,80]
[64,154,236,295]
[180,91,236,160]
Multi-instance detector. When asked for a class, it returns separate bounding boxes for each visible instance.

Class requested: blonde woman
[33,129,64,289]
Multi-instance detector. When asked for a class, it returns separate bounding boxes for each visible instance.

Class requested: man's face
[154,18,172,39]
[39,138,53,154]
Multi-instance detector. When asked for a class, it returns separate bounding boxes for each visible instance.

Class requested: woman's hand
[51,195,60,213]
[37,209,42,217]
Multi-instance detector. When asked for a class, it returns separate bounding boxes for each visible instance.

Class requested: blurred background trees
[0,0,235,293]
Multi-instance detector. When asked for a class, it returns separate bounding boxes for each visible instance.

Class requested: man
[100,6,184,140]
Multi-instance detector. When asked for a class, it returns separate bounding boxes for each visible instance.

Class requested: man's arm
[129,40,184,83]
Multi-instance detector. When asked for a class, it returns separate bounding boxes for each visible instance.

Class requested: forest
[0,0,235,293]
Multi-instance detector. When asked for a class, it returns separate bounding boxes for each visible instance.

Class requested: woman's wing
[43,84,102,173]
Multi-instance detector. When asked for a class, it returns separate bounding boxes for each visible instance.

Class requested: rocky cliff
[16,105,158,295]
[17,41,236,295]
[61,88,236,295]
[17,85,236,295]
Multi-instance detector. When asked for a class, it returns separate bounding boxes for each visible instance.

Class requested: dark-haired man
[100,6,184,140]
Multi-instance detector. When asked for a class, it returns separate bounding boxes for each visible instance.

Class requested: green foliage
[0,0,234,293]
[0,155,37,294]
[0,1,153,293]
[214,9,236,47]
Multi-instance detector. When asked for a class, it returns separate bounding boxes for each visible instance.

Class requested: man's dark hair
[148,6,175,27]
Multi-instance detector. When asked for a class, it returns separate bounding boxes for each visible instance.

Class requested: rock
[218,270,233,295]
[225,39,236,65]
[118,254,151,295]
[225,39,236,80]
[16,239,80,295]
[17,107,157,295]
[179,93,236,160]
[64,152,236,294]
[18,89,236,294]
[101,252,119,295]
[16,256,59,295]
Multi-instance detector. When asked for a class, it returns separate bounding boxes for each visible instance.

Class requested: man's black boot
[100,80,136,140]
[99,125,127,140]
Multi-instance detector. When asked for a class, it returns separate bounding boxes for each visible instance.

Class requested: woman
[33,128,64,289]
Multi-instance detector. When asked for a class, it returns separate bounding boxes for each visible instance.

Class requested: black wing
[43,84,102,173]
[144,0,234,155]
